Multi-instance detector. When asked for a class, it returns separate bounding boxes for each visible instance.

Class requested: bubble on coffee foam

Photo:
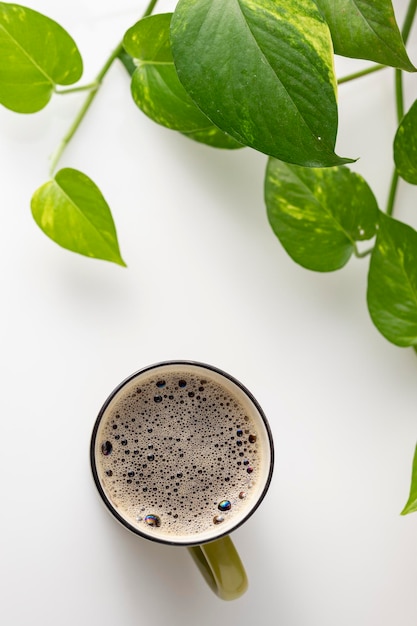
[97,368,264,540]
[101,441,112,456]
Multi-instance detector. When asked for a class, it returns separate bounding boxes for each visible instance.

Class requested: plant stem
[49,42,122,175]
[385,0,417,215]
[354,245,373,259]
[337,64,386,85]
[394,68,405,122]
[402,0,417,43]
[49,0,160,176]
[141,0,160,19]
[386,170,399,217]
[54,82,100,95]
[118,49,137,77]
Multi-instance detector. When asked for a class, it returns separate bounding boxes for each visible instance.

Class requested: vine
[1,0,417,511]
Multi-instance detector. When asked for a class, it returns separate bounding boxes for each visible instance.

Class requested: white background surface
[1,1,417,624]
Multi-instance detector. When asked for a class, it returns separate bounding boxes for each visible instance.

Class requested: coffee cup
[90,360,274,600]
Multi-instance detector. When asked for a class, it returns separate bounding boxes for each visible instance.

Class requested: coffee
[91,362,273,546]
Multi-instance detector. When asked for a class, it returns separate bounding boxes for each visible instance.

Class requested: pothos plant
[1,0,417,512]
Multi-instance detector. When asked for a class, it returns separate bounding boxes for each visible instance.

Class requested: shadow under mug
[90,361,274,600]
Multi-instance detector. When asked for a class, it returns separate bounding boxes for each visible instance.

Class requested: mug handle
[188,535,248,600]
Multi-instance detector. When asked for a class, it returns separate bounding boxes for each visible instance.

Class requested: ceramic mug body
[90,360,274,600]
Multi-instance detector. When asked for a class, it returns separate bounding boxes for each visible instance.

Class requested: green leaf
[315,0,415,71]
[171,0,353,167]
[394,99,417,184]
[31,168,126,266]
[0,2,83,113]
[367,212,417,346]
[401,444,417,515]
[265,159,378,271]
[123,13,242,150]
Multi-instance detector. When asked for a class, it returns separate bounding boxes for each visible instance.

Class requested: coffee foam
[93,363,272,545]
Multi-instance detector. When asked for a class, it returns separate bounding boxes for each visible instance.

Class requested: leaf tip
[305,152,357,168]
[400,502,416,516]
[336,155,358,166]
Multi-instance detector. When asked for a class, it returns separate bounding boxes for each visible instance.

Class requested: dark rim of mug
[90,360,274,547]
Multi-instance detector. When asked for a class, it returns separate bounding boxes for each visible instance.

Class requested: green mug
[90,361,274,600]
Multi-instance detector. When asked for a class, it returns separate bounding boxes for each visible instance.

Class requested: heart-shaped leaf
[124,13,242,150]
[31,168,126,266]
[315,0,416,71]
[394,99,417,185]
[171,0,352,167]
[0,2,83,113]
[401,444,417,515]
[367,212,417,347]
[265,159,378,271]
